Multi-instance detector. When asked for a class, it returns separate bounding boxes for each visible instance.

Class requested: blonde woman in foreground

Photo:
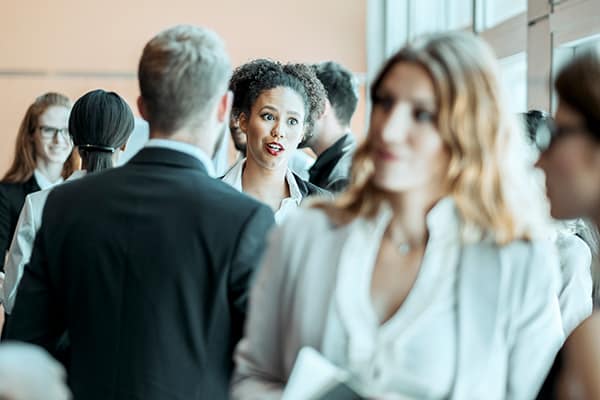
[231,31,563,400]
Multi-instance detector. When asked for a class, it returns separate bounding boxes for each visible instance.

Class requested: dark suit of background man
[5,25,275,400]
[304,61,359,193]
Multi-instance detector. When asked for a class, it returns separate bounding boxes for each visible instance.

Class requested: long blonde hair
[316,32,548,245]
[2,92,77,183]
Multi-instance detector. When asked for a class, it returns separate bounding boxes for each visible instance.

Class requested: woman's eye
[261,113,275,121]
[288,118,299,126]
[414,109,435,123]
[373,94,394,111]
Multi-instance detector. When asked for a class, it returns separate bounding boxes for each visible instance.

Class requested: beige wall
[0,0,367,173]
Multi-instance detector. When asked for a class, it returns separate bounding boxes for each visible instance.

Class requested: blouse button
[373,365,382,379]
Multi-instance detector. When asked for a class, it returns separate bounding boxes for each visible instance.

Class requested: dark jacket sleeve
[228,204,275,341]
[0,185,11,270]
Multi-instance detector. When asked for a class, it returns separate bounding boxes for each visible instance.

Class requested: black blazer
[293,172,331,199]
[308,133,356,193]
[0,176,40,271]
[5,147,275,400]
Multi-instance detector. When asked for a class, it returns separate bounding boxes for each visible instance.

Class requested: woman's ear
[238,113,249,134]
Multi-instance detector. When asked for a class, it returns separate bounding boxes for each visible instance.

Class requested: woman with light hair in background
[0,93,77,272]
[232,31,563,399]
[534,48,600,399]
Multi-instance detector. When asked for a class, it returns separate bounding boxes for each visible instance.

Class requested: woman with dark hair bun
[2,89,134,314]
[223,59,329,224]
[70,89,134,172]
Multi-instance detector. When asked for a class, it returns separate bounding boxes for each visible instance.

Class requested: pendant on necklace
[397,242,411,255]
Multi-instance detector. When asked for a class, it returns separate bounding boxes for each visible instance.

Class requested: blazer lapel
[453,242,502,399]
[128,147,208,174]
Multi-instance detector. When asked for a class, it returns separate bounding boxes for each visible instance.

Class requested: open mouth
[265,142,285,156]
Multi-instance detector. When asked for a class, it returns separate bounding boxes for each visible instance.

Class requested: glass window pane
[484,0,526,28]
[448,0,473,30]
[410,0,446,38]
[498,52,527,113]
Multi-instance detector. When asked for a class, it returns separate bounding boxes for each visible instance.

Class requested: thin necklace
[388,226,413,255]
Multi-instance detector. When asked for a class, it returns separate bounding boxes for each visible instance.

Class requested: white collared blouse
[222,158,303,224]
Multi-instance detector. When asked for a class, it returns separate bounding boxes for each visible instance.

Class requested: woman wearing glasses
[535,48,600,399]
[0,93,76,272]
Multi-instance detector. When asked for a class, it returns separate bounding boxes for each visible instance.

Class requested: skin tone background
[0,0,367,172]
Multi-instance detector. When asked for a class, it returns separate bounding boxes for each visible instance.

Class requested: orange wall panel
[1,0,367,173]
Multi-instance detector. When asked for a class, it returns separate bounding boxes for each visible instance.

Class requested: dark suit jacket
[5,147,275,400]
[0,176,40,271]
[292,173,331,199]
[308,133,356,193]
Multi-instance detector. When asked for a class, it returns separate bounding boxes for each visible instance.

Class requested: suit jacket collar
[26,175,41,193]
[310,133,356,176]
[128,147,208,175]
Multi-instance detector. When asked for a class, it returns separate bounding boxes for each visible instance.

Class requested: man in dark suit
[304,61,359,193]
[5,25,275,400]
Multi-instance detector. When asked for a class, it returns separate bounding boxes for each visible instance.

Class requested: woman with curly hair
[224,59,329,223]
[231,32,563,399]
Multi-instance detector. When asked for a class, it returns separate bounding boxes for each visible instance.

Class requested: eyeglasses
[37,125,71,140]
[534,120,589,153]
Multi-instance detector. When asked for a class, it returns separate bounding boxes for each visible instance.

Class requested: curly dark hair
[229,59,326,142]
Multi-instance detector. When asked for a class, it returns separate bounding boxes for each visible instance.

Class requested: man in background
[305,61,359,192]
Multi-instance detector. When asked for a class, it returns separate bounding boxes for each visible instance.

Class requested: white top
[145,138,215,177]
[1,170,87,313]
[231,202,564,400]
[0,342,70,400]
[288,150,314,181]
[329,198,458,398]
[33,169,63,190]
[221,158,302,224]
[555,231,593,336]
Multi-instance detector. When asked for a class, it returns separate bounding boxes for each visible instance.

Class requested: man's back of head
[138,25,232,152]
[314,61,358,128]
[306,61,358,154]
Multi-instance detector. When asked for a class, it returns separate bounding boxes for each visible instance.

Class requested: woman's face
[536,100,600,220]
[240,86,305,171]
[369,62,449,193]
[33,105,73,166]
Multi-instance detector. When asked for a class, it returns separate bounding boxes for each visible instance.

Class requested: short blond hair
[138,25,231,133]
[317,32,548,245]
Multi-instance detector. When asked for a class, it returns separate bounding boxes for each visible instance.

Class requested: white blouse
[323,198,459,398]
[232,200,564,400]
[33,169,63,190]
[221,158,302,224]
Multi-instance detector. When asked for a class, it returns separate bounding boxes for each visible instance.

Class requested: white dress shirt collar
[144,138,215,177]
[221,158,303,224]
[66,170,87,181]
[33,169,63,190]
